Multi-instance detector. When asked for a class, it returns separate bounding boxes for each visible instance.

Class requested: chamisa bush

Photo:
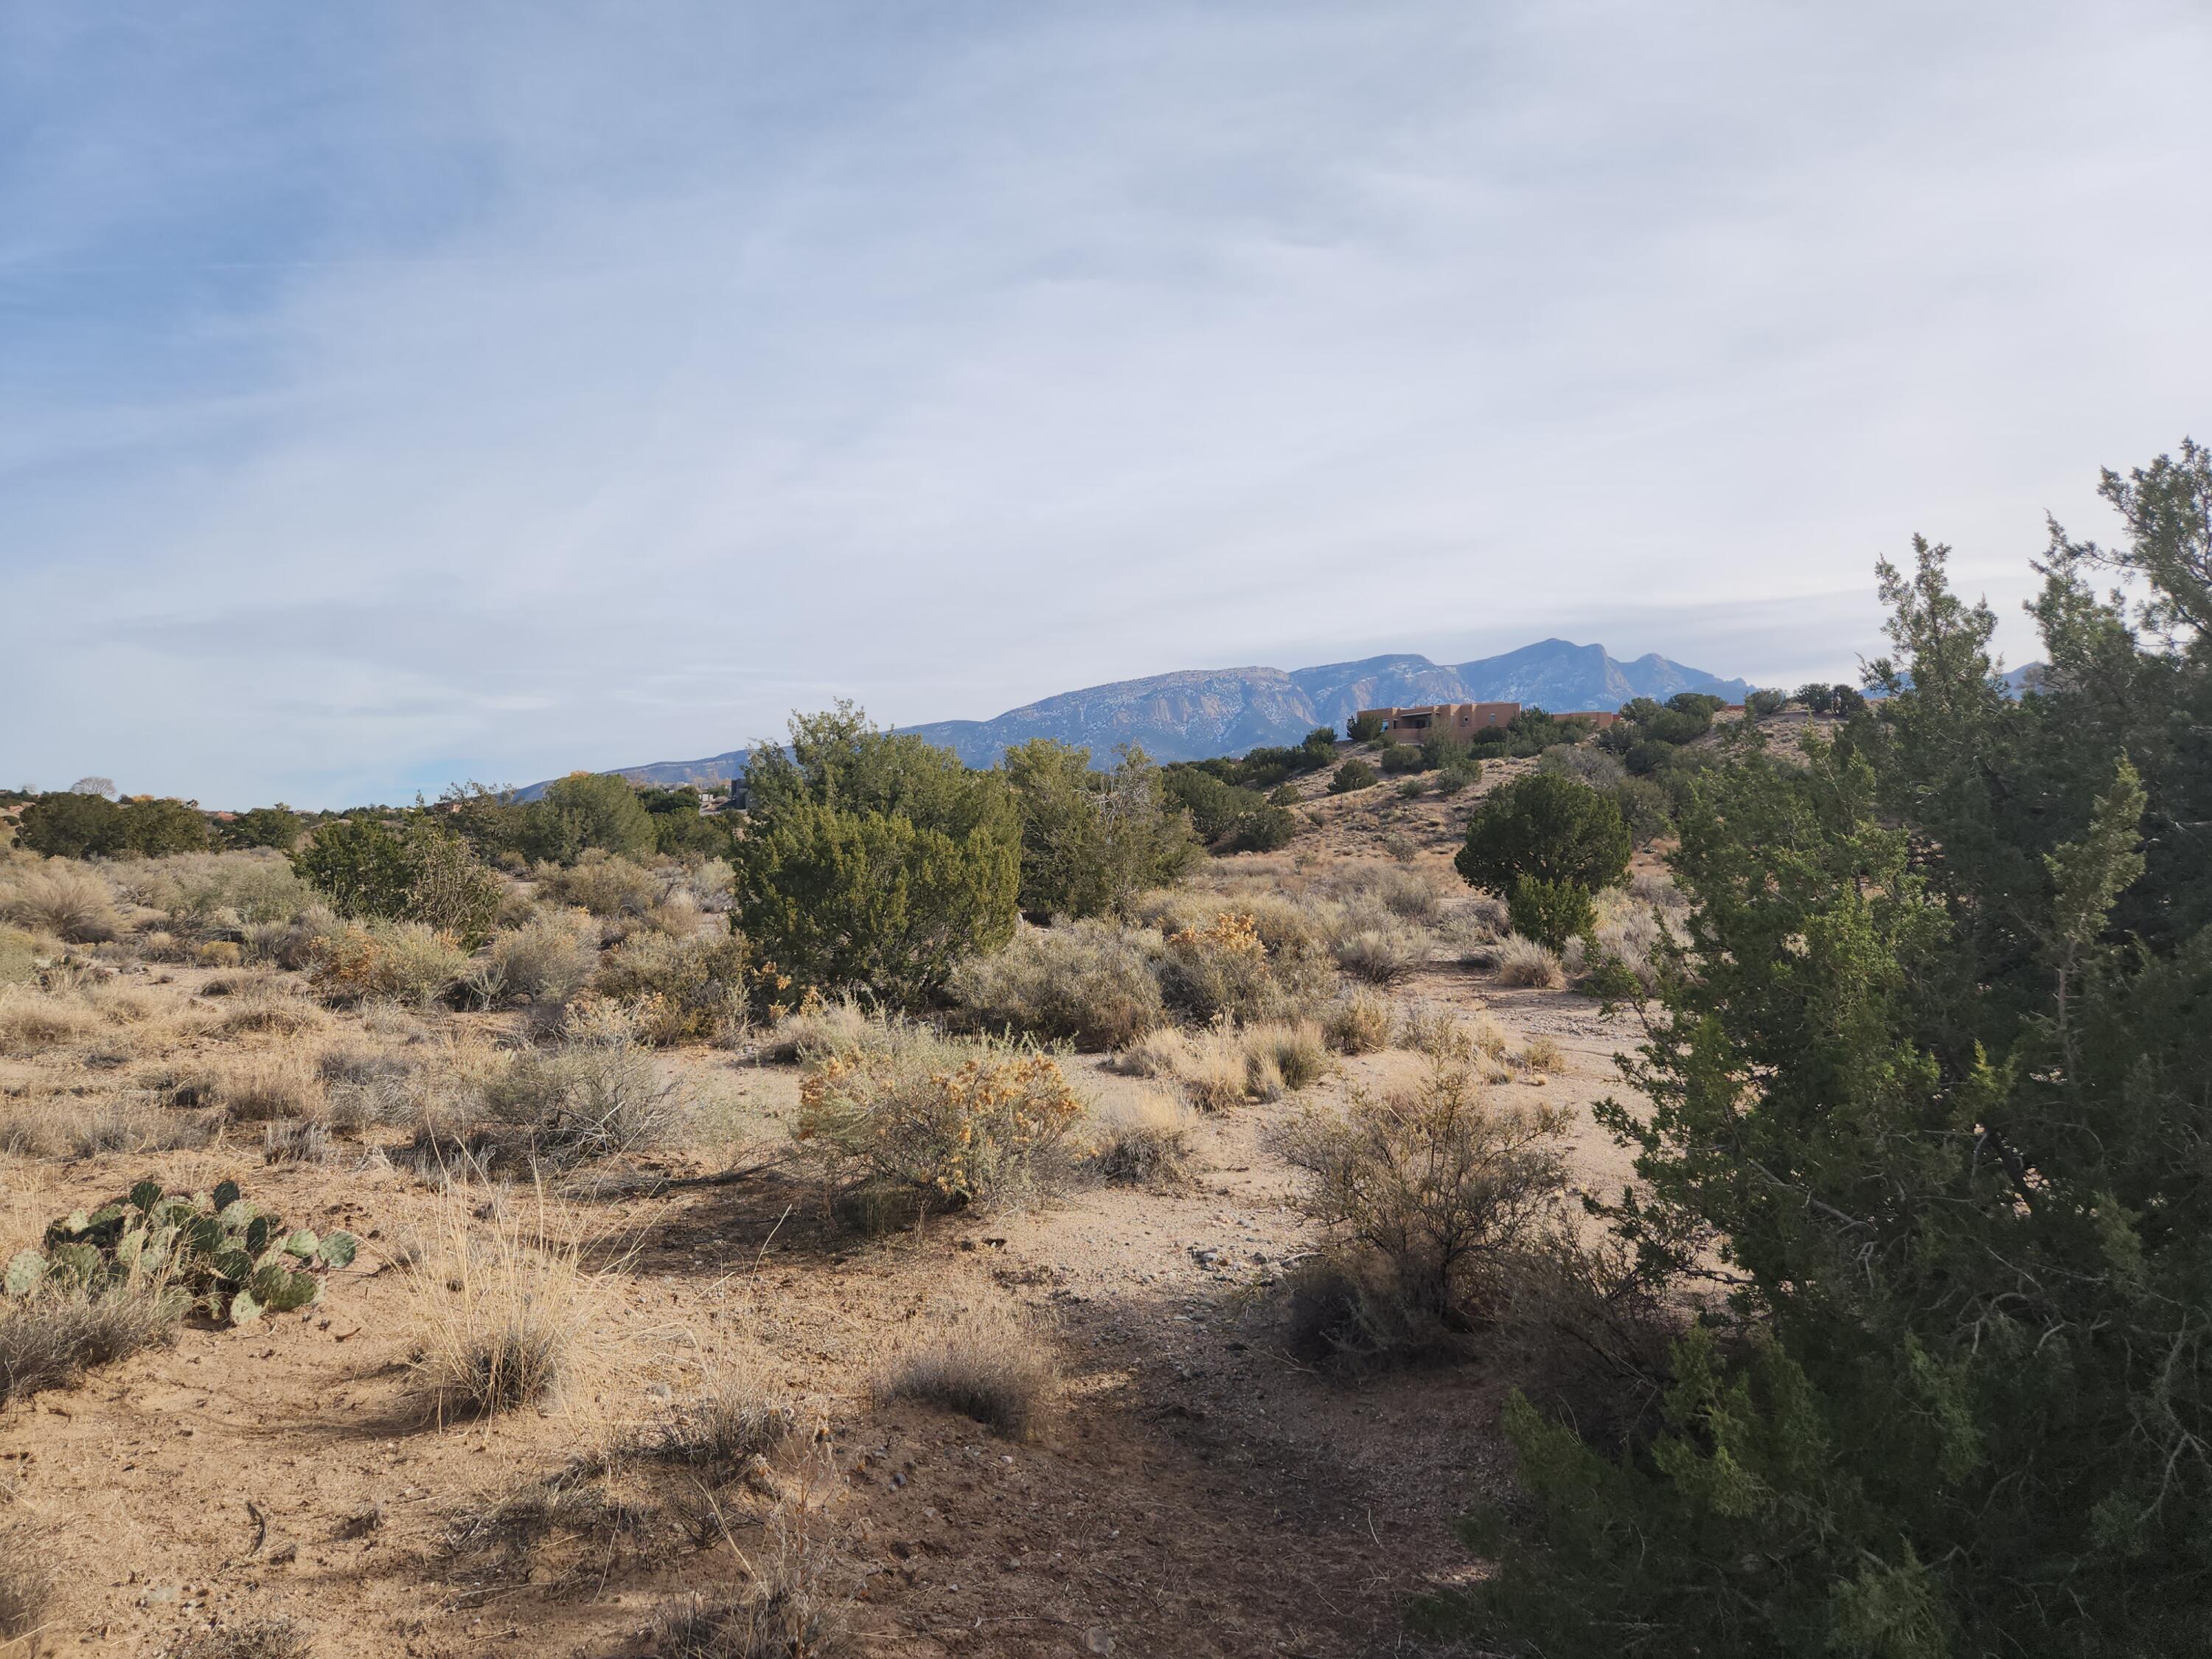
[1274,1064,1568,1366]
[591,928,762,1046]
[308,921,470,1007]
[948,919,1166,1051]
[793,1024,1087,1224]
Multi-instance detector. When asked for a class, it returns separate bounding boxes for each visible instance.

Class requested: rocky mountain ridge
[527,637,1755,793]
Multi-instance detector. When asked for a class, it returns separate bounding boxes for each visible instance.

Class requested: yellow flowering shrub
[795,1033,1087,1214]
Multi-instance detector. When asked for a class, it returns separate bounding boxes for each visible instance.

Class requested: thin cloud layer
[4,2,2208,805]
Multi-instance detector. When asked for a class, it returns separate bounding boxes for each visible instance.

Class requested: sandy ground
[1,838,1658,1658]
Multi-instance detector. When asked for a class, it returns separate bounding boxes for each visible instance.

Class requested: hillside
[532,638,1752,794]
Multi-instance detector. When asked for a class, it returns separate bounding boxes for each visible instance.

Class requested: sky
[4,2,2208,809]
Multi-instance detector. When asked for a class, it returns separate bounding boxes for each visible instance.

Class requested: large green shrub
[292,817,414,918]
[1439,446,2212,1658]
[1346,712,1385,742]
[221,804,305,852]
[526,773,659,864]
[292,818,502,947]
[16,793,210,858]
[1329,759,1379,794]
[1505,877,1593,951]
[1003,740,1197,919]
[735,799,1015,1009]
[1454,773,1630,900]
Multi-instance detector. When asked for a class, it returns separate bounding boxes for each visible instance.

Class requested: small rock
[1084,1628,1116,1655]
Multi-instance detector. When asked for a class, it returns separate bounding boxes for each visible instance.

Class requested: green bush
[1004,740,1197,919]
[1445,456,2212,1657]
[1222,804,1296,852]
[735,796,1015,1011]
[292,816,415,918]
[1329,760,1379,794]
[292,818,501,947]
[1744,687,1787,717]
[1436,761,1482,796]
[1346,712,1385,742]
[1505,876,1593,951]
[1378,740,1425,775]
[524,773,658,864]
[15,793,211,858]
[1605,776,1673,847]
[222,805,305,852]
[1455,773,1630,900]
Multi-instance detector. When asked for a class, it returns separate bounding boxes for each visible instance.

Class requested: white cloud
[3,0,2207,804]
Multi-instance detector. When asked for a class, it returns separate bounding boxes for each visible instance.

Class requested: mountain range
[526,639,1753,796]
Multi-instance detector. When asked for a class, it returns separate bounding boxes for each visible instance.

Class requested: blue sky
[5,2,2208,807]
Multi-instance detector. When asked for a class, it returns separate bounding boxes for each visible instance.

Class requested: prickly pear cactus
[4,1250,47,1298]
[24,1178,361,1326]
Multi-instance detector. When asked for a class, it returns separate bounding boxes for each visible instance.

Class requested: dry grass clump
[795,1029,1087,1217]
[1275,1065,1569,1366]
[0,861,118,942]
[1110,1026,1248,1111]
[877,1305,1057,1439]
[0,993,98,1055]
[170,1618,316,1659]
[0,1283,185,1405]
[1493,934,1567,990]
[1397,1001,1475,1064]
[1321,987,1393,1055]
[948,919,1166,1051]
[409,1193,597,1419]
[535,851,657,918]
[215,1053,326,1123]
[1330,862,1447,923]
[1243,1020,1329,1092]
[1091,1091,1196,1186]
[308,921,468,1007]
[66,1101,220,1159]
[262,1121,334,1164]
[1329,908,1427,986]
[643,1360,799,1472]
[481,1012,686,1164]
[0,928,40,987]
[651,1511,849,1659]
[755,994,886,1066]
[1520,1034,1566,1075]
[470,911,599,1009]
[0,1540,57,1649]
[214,987,327,1038]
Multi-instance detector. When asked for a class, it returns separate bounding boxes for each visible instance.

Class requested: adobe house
[1361,701,1521,737]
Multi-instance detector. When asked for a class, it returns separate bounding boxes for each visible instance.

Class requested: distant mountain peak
[526,637,1752,795]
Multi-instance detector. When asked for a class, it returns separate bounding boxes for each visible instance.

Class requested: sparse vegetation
[877,1305,1057,1438]
[1276,1066,1568,1365]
